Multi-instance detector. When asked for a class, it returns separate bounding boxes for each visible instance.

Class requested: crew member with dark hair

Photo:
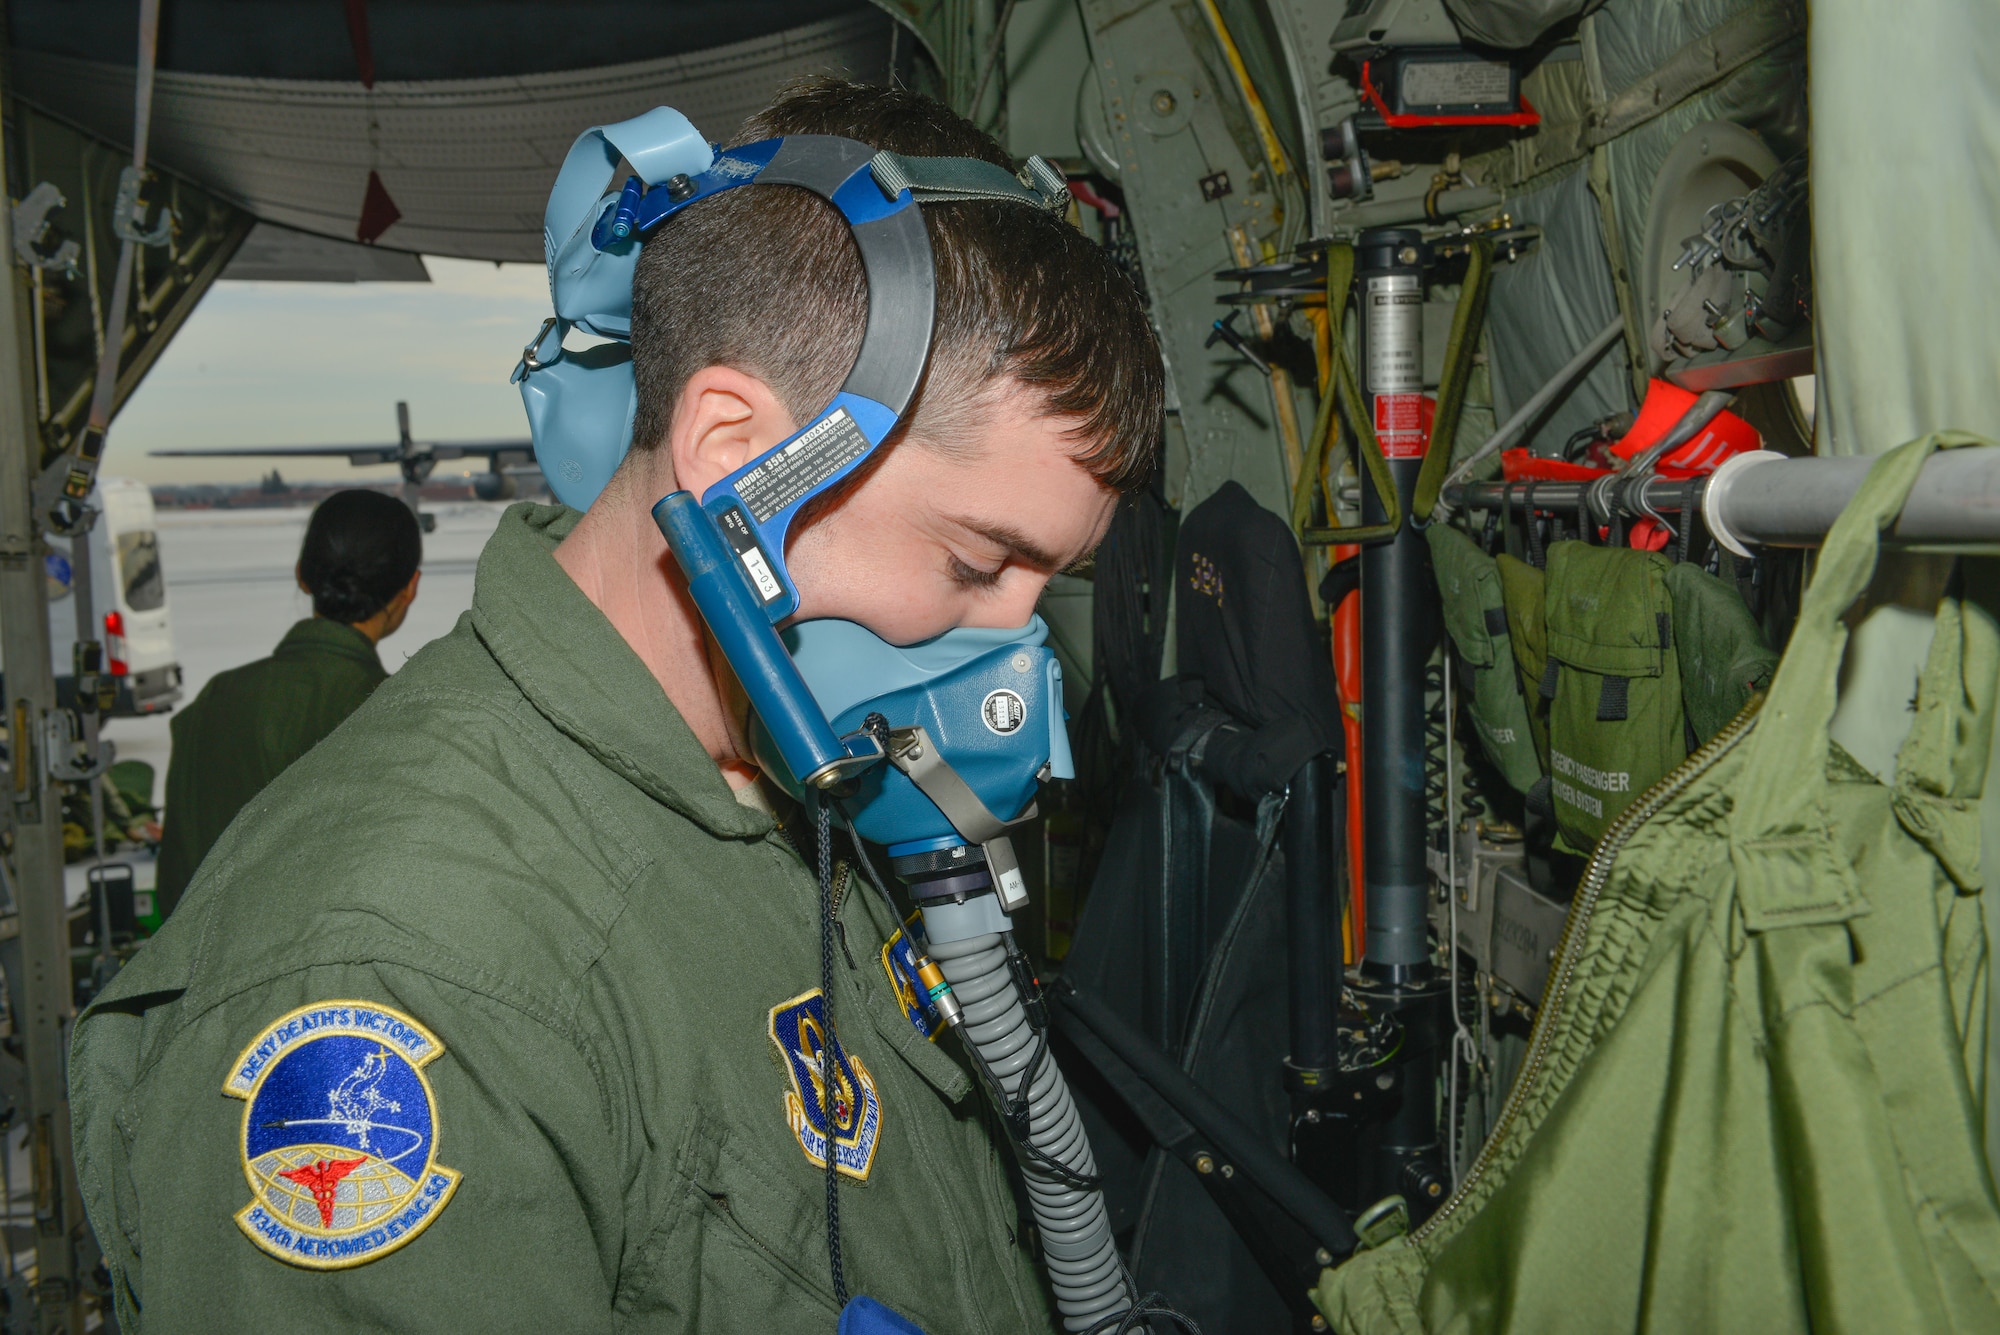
[74,80,1160,1332]
[153,488,422,914]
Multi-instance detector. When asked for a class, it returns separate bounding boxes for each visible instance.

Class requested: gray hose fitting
[923,898,1130,1332]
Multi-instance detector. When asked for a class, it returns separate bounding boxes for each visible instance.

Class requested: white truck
[45,477,181,715]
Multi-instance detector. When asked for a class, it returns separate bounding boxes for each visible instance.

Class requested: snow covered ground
[82,500,512,899]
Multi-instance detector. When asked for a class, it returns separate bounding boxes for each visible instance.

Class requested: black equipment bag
[1062,483,1343,1332]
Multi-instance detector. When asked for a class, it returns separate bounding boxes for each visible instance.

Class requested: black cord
[1080,1289,1205,1334]
[843,817,911,938]
[839,815,1101,1192]
[816,794,849,1307]
[967,1023,1104,1191]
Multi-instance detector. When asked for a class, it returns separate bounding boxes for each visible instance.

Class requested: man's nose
[956,575,1048,631]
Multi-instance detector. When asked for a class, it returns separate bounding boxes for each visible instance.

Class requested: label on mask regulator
[733,408,872,525]
[716,505,784,604]
[982,689,1027,735]
[1374,393,1434,460]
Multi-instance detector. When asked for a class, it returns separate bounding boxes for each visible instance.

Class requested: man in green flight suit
[154,488,421,915]
[70,79,1160,1332]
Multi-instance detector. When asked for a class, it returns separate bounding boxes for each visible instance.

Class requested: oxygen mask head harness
[516,109,1074,912]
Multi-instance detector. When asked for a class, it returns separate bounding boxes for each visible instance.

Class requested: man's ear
[665,365,798,499]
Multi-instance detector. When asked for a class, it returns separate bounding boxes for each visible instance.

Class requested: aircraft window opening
[118,530,166,612]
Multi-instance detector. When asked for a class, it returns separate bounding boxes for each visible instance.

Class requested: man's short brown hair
[628,77,1161,491]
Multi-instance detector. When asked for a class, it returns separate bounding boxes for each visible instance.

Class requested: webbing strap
[52,0,167,525]
[1298,245,1401,545]
[884,724,1036,912]
[868,151,1068,212]
[1412,237,1493,522]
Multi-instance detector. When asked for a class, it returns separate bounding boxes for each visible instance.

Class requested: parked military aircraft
[150,401,539,529]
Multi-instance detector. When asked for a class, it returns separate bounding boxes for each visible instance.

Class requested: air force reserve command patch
[768,990,882,1180]
[224,1001,461,1269]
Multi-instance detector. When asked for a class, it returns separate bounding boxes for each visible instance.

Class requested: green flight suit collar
[471,503,774,841]
[273,616,385,670]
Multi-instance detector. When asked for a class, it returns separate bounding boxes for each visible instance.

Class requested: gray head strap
[868,151,1069,212]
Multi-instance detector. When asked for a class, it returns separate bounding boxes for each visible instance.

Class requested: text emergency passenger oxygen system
[514,108,1139,1333]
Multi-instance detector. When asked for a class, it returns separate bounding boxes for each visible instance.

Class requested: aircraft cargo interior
[1,0,1997,1331]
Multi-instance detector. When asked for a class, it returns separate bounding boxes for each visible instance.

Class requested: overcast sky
[104,258,553,486]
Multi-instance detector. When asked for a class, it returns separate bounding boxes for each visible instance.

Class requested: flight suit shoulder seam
[145,954,620,1135]
[358,682,655,909]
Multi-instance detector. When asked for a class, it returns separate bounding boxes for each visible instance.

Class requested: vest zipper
[1406,695,1764,1247]
[830,863,857,970]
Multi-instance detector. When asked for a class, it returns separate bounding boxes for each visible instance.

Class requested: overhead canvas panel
[1484,165,1633,450]
[11,8,893,262]
[9,0,871,80]
[1442,0,1601,50]
[222,222,430,282]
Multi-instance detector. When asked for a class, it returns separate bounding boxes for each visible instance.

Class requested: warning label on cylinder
[1374,393,1435,459]
[1365,275,1424,393]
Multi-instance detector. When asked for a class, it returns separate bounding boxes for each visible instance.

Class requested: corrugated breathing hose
[925,924,1129,1332]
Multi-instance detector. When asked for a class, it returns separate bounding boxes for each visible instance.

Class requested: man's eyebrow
[947,516,1068,571]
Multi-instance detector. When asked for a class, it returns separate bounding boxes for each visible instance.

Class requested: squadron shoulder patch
[880,930,943,1041]
[768,990,882,1181]
[224,1000,461,1269]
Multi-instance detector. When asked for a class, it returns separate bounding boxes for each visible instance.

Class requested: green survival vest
[1666,561,1780,745]
[1315,431,2000,1334]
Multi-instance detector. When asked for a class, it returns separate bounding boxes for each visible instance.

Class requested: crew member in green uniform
[71,80,1159,1331]
[154,488,421,915]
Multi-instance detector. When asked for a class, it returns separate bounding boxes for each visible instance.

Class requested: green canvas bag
[1315,432,2000,1334]
[1429,525,1544,794]
[1543,542,1687,850]
[1495,553,1550,771]
[1666,561,1780,745]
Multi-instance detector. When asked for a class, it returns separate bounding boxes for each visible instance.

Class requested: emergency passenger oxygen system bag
[1542,542,1687,850]
[1316,431,2000,1334]
[1428,524,1542,795]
